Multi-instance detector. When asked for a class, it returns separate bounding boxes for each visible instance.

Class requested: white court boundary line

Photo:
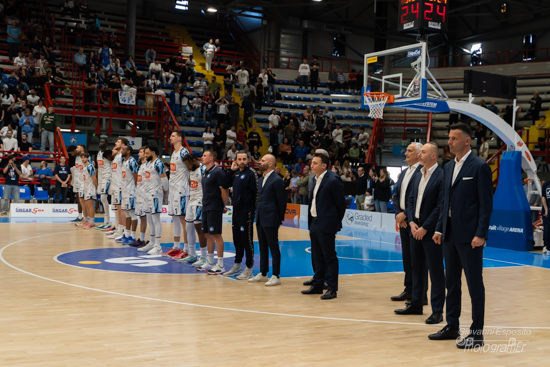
[1,232,550,330]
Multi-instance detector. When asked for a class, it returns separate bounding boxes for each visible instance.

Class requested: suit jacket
[256,171,287,227]
[406,166,444,235]
[308,170,346,234]
[393,164,423,218]
[435,152,493,243]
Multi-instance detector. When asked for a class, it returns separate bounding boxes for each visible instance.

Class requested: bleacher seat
[34,187,50,201]
[19,187,32,200]
[0,186,3,198]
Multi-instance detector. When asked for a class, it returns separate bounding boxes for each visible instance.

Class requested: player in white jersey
[80,153,98,229]
[117,145,139,245]
[180,154,207,265]
[96,138,114,231]
[69,145,85,222]
[132,147,149,247]
[138,145,168,254]
[107,138,128,240]
[73,145,88,226]
[164,130,191,259]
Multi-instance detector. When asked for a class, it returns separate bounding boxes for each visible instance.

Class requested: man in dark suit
[429,123,493,349]
[395,142,445,325]
[302,153,346,299]
[391,142,427,302]
[249,154,287,286]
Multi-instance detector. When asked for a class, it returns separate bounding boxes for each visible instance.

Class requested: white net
[364,93,389,119]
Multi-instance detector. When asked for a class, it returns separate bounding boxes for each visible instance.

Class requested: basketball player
[73,144,87,227]
[117,145,139,245]
[96,138,113,231]
[164,131,190,259]
[80,153,98,229]
[69,145,84,222]
[138,145,168,254]
[198,150,229,274]
[107,138,128,240]
[180,154,207,266]
[132,147,149,247]
[222,151,258,279]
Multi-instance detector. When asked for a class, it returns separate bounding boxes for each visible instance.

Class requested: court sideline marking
[1,232,550,330]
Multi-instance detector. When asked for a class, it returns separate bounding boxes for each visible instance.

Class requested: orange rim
[363,92,394,104]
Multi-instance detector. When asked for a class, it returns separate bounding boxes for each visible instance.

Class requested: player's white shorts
[110,188,123,205]
[167,192,188,216]
[83,189,97,201]
[147,196,163,215]
[121,195,135,211]
[185,204,202,224]
[135,196,147,217]
[78,188,84,198]
[98,181,110,195]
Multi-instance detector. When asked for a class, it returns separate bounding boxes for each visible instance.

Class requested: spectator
[225,124,237,153]
[285,120,296,146]
[528,91,543,124]
[241,95,254,130]
[373,167,391,213]
[297,165,310,205]
[203,39,216,71]
[185,55,196,81]
[327,67,337,92]
[356,127,369,147]
[61,0,76,17]
[364,188,375,211]
[192,93,202,122]
[19,108,35,141]
[161,58,175,85]
[236,125,247,150]
[168,84,181,117]
[180,89,190,120]
[125,56,137,77]
[36,160,53,199]
[332,123,343,147]
[13,51,25,71]
[535,115,548,150]
[98,44,112,68]
[224,72,234,96]
[349,143,360,164]
[149,59,162,80]
[26,89,40,109]
[228,97,239,126]
[294,140,308,163]
[268,108,280,130]
[32,99,47,126]
[268,127,278,156]
[309,58,320,91]
[193,75,207,97]
[336,68,347,91]
[486,100,498,115]
[19,156,34,194]
[355,166,368,210]
[54,155,71,203]
[1,154,22,214]
[236,65,249,98]
[226,144,237,161]
[479,136,489,161]
[348,69,357,92]
[342,125,353,149]
[2,129,18,151]
[213,127,224,159]
[279,138,293,164]
[145,48,156,65]
[202,125,214,152]
[298,59,310,90]
[78,0,90,18]
[266,69,277,102]
[7,20,21,61]
[40,106,58,152]
[287,169,299,204]
[20,134,32,154]
[203,97,214,123]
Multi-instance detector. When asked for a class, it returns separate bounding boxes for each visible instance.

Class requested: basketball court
[1,218,549,366]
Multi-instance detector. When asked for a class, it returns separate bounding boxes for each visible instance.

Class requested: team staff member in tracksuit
[223,151,259,280]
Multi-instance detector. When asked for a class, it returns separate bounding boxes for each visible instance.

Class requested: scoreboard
[398,0,449,33]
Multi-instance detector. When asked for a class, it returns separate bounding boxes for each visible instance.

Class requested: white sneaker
[197,262,214,271]
[248,273,269,283]
[207,264,226,275]
[138,243,155,252]
[223,263,242,277]
[107,231,120,239]
[265,275,281,286]
[192,257,206,267]
[147,245,163,255]
[236,267,253,280]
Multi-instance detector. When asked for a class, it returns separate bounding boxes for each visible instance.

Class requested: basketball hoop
[363,92,394,119]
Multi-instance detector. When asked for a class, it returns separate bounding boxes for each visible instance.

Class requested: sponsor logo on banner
[489,225,524,234]
[342,209,382,230]
[428,21,441,29]
[407,49,422,58]
[403,22,414,30]
[285,204,301,220]
[11,204,79,217]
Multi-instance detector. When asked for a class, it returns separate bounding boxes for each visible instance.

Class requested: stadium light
[207,7,217,12]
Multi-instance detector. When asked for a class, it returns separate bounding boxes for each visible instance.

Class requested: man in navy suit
[391,142,427,302]
[429,123,493,349]
[249,154,287,286]
[395,142,445,325]
[302,153,346,299]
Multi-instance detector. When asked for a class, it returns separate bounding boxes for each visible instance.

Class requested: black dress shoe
[320,289,337,300]
[303,278,314,286]
[425,312,443,324]
[303,279,329,289]
[394,305,423,315]
[457,334,484,349]
[428,325,460,340]
[301,286,324,295]
[391,291,412,301]
[406,299,428,306]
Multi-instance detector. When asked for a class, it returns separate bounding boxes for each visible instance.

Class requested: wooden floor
[1,222,549,366]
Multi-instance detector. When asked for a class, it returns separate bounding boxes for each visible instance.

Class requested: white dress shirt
[262,170,274,188]
[448,149,472,218]
[414,162,438,220]
[399,162,420,210]
[310,170,327,218]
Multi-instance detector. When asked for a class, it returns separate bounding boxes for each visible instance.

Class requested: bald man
[249,154,287,286]
[395,142,445,325]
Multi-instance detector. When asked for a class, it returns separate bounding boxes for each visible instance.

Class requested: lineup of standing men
[391,123,493,350]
